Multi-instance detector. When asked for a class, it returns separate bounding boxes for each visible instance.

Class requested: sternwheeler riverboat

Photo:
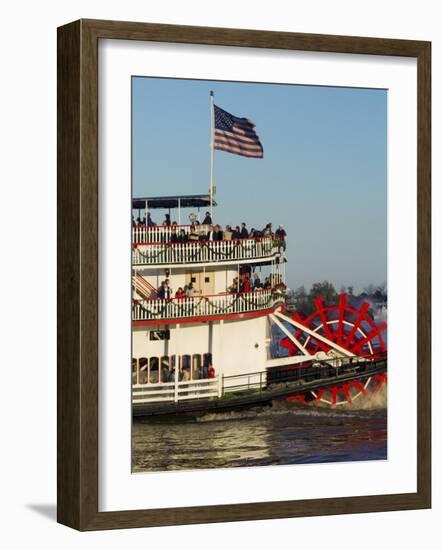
[131,194,387,417]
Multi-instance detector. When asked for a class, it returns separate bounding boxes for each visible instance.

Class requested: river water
[132,403,387,472]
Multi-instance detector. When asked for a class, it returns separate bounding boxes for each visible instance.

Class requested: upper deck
[132,228,284,267]
[132,194,286,268]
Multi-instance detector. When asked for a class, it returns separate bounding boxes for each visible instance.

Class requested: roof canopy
[132,194,216,210]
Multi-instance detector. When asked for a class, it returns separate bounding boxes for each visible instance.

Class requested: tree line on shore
[286,281,387,315]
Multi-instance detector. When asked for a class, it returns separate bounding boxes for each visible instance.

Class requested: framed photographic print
[57,19,431,530]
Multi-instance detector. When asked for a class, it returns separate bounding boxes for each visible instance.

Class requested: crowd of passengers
[136,354,215,383]
[153,272,283,300]
[133,211,287,243]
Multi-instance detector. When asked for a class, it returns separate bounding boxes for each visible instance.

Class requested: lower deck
[133,357,387,417]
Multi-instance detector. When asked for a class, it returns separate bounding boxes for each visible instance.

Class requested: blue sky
[132,77,387,293]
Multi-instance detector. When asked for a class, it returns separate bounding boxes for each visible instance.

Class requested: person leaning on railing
[175,287,186,299]
[263,222,273,236]
[170,226,179,243]
[275,225,287,250]
[189,224,199,242]
[232,226,241,239]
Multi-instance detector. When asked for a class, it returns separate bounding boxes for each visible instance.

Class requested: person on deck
[275,225,287,239]
[164,279,172,299]
[164,213,171,226]
[224,225,233,240]
[240,223,249,239]
[242,274,251,293]
[157,281,166,299]
[263,223,273,236]
[146,212,155,226]
[275,224,287,250]
[232,226,241,239]
[175,287,186,299]
[185,282,196,297]
[206,225,216,241]
[202,211,212,225]
[178,229,188,243]
[189,225,199,242]
[170,227,179,243]
[242,273,251,292]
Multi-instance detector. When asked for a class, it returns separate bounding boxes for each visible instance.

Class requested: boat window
[149,357,159,384]
[192,354,202,379]
[160,356,170,383]
[138,357,148,384]
[181,355,191,378]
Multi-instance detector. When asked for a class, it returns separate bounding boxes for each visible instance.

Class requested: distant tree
[373,282,387,302]
[286,286,309,312]
[363,284,376,296]
[309,281,338,304]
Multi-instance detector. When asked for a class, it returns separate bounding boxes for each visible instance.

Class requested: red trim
[132,304,282,327]
[133,223,207,229]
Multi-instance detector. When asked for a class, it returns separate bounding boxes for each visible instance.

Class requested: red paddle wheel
[280,293,387,407]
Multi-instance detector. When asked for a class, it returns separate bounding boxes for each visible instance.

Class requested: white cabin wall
[133,315,269,378]
[214,267,237,293]
[217,317,268,378]
[135,266,239,296]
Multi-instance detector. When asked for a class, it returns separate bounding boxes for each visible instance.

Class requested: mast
[209,90,215,221]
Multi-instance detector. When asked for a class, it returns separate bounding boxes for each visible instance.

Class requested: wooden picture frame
[57,19,431,531]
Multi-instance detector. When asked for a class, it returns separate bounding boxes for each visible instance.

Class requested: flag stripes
[213,104,263,158]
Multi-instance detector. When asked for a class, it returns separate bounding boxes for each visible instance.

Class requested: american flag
[213,104,264,158]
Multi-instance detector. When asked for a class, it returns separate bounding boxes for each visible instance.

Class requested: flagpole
[209,90,215,221]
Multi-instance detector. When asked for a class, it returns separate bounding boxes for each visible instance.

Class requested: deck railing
[132,376,221,404]
[132,288,285,322]
[132,235,282,266]
[132,224,210,244]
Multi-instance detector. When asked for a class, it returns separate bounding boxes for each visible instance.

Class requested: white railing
[132,376,221,404]
[132,236,282,266]
[132,288,285,322]
[132,224,210,244]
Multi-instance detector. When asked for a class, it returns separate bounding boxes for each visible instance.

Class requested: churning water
[132,401,387,472]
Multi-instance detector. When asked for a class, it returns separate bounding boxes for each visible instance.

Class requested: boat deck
[133,358,387,417]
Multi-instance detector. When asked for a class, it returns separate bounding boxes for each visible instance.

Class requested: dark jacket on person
[157,285,166,299]
[240,227,249,238]
[202,214,212,225]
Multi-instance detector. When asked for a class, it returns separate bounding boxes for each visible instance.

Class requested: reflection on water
[132,405,387,472]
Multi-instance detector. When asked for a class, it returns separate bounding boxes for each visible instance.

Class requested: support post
[209,91,215,221]
[218,320,224,397]
[174,324,180,402]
